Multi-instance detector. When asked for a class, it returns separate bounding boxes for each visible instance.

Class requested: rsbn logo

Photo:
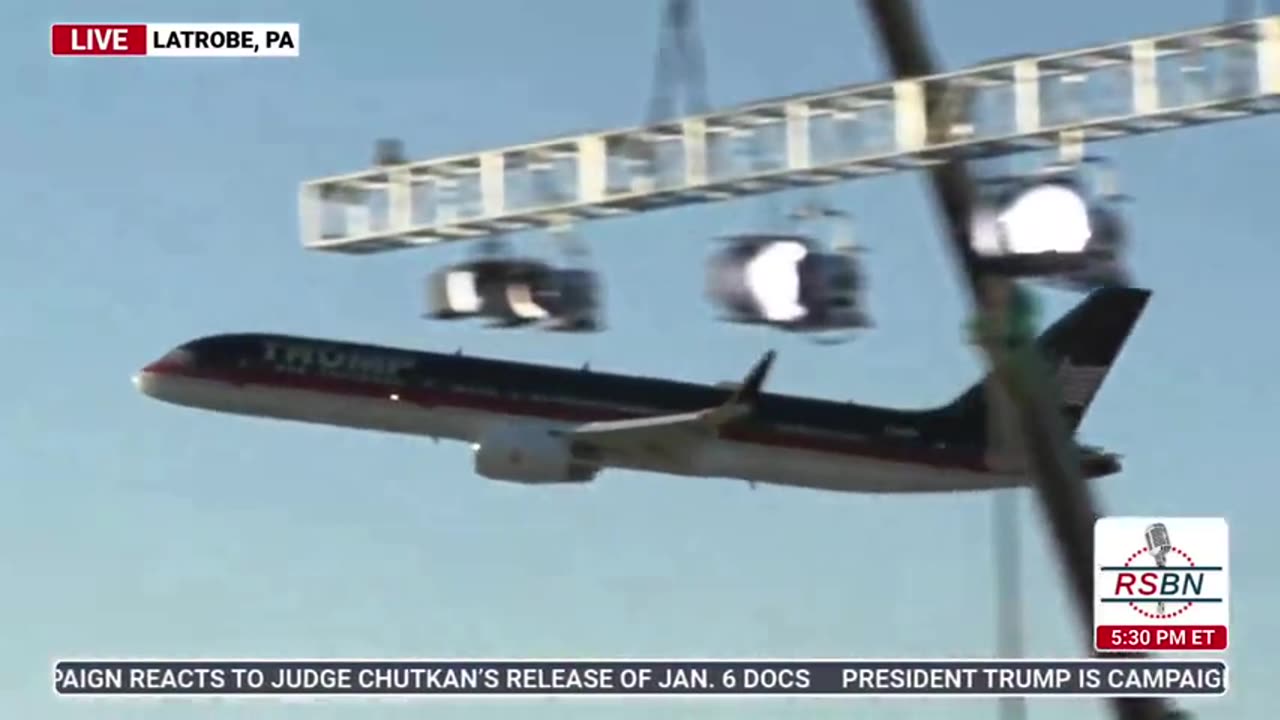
[1113,567,1207,605]
[1105,526,1221,619]
[1094,517,1229,653]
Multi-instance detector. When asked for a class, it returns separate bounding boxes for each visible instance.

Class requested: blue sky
[3,0,1277,718]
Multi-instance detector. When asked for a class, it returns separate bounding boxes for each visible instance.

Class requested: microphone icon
[1145,523,1172,614]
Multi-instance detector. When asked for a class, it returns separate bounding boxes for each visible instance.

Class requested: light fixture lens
[744,240,809,322]
[505,280,551,320]
[445,271,481,313]
[973,184,1093,256]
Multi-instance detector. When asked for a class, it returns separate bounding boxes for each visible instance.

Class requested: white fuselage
[134,370,1028,494]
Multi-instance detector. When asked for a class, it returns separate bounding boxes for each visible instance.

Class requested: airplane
[132,287,1149,494]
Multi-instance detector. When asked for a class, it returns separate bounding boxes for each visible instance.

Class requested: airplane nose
[132,370,157,396]
[133,359,175,396]
[135,349,193,398]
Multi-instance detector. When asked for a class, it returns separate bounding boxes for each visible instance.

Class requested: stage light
[705,230,870,335]
[969,165,1133,291]
[973,181,1092,256]
[426,258,604,332]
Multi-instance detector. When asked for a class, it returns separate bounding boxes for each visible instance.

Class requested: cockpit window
[159,348,196,367]
[182,336,250,370]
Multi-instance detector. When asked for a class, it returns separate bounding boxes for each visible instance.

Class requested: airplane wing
[563,350,776,465]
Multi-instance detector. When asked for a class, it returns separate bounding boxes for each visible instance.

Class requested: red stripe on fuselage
[148,363,993,471]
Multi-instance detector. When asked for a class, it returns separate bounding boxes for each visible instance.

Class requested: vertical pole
[994,488,1026,720]
[984,280,1027,720]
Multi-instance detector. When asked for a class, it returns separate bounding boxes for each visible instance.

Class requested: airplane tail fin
[943,287,1151,432]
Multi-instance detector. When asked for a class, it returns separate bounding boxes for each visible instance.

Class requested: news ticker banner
[1094,517,1230,653]
[54,659,1227,698]
[50,23,299,57]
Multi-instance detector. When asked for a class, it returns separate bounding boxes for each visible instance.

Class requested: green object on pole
[966,281,1040,351]
[1007,283,1039,348]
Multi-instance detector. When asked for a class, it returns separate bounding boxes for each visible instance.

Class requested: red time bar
[51,24,147,56]
[1097,625,1228,652]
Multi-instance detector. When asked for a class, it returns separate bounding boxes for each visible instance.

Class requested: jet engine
[473,423,597,484]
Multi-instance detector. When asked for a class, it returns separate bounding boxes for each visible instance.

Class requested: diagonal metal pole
[858,3,1185,719]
